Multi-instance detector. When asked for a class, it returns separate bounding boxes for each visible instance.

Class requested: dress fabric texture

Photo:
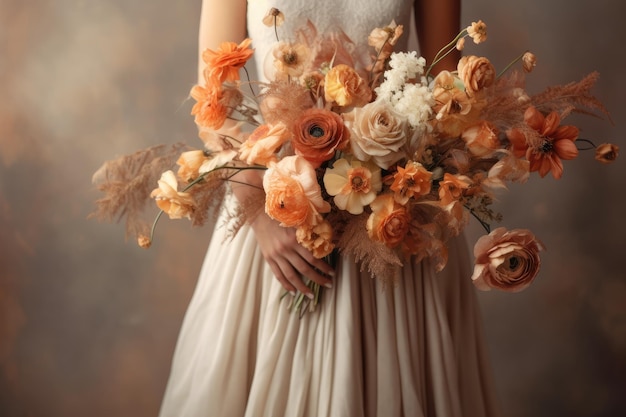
[159,1,502,416]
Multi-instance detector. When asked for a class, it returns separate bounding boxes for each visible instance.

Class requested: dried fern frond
[258,81,314,128]
[90,142,190,238]
[336,213,403,284]
[531,71,611,121]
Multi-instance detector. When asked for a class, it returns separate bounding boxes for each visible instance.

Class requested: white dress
[159,1,502,416]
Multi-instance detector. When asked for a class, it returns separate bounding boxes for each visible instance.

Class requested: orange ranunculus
[323,158,382,215]
[263,155,330,227]
[366,194,410,248]
[461,121,501,157]
[296,218,335,258]
[273,41,310,78]
[177,150,210,182]
[471,227,545,293]
[466,20,487,44]
[457,55,495,96]
[190,84,242,130]
[292,108,350,167]
[524,106,579,179]
[438,173,471,206]
[390,161,432,204]
[238,122,290,166]
[150,171,195,219]
[594,143,619,164]
[201,38,254,87]
[324,64,372,107]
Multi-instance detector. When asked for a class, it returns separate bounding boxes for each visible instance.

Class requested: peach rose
[292,108,350,167]
[263,155,331,227]
[296,218,335,258]
[324,64,372,107]
[238,122,290,166]
[367,194,410,248]
[150,171,195,219]
[471,227,545,292]
[457,55,496,96]
[344,100,408,169]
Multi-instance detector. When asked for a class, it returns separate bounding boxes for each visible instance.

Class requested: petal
[554,139,579,160]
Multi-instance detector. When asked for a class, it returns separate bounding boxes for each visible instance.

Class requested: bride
[159,1,502,416]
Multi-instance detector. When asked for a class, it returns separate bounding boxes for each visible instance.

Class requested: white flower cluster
[375,52,434,128]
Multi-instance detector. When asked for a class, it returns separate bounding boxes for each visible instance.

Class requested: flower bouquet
[92,10,618,312]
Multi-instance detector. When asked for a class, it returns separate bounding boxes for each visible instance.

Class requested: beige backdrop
[1,0,624,416]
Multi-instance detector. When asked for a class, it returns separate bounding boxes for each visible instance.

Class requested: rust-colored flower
[438,173,471,206]
[324,64,372,107]
[292,108,350,166]
[595,143,619,164]
[457,55,496,96]
[522,52,537,73]
[238,122,290,166]
[177,150,210,182]
[471,227,545,293]
[466,20,487,44]
[296,217,335,258]
[390,161,432,204]
[461,121,501,157]
[273,41,310,78]
[525,106,579,179]
[150,171,195,219]
[323,158,382,215]
[201,39,254,87]
[263,155,330,227]
[262,7,285,27]
[344,100,407,169]
[366,194,410,248]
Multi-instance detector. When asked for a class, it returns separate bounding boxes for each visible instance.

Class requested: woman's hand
[232,168,334,297]
[250,212,335,297]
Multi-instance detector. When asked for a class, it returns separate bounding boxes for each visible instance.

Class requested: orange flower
[238,122,290,166]
[296,217,335,258]
[457,55,496,96]
[431,71,481,137]
[438,173,471,206]
[177,150,210,182]
[466,20,487,44]
[323,158,382,214]
[324,64,372,107]
[150,171,195,219]
[366,194,410,248]
[471,227,545,293]
[595,143,619,164]
[263,155,330,227]
[390,161,432,204]
[190,84,242,130]
[525,106,579,179]
[292,108,350,167]
[137,235,152,249]
[201,39,254,87]
[461,121,501,157]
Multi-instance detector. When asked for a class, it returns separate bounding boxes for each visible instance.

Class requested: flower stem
[497,50,527,79]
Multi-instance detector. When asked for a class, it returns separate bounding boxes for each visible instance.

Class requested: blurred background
[0,0,624,416]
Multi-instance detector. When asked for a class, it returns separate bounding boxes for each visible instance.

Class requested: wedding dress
[159,1,501,416]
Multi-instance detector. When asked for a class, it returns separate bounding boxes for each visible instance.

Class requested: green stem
[497,50,527,79]
[425,30,467,78]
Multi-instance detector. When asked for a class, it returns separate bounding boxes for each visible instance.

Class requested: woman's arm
[414,0,461,72]
[197,0,334,295]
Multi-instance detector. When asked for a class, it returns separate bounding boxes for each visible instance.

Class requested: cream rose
[471,227,545,292]
[344,100,408,169]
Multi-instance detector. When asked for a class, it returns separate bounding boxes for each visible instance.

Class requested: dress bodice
[246,0,413,78]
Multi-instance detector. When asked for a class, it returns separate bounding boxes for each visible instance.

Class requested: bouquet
[92,9,618,312]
